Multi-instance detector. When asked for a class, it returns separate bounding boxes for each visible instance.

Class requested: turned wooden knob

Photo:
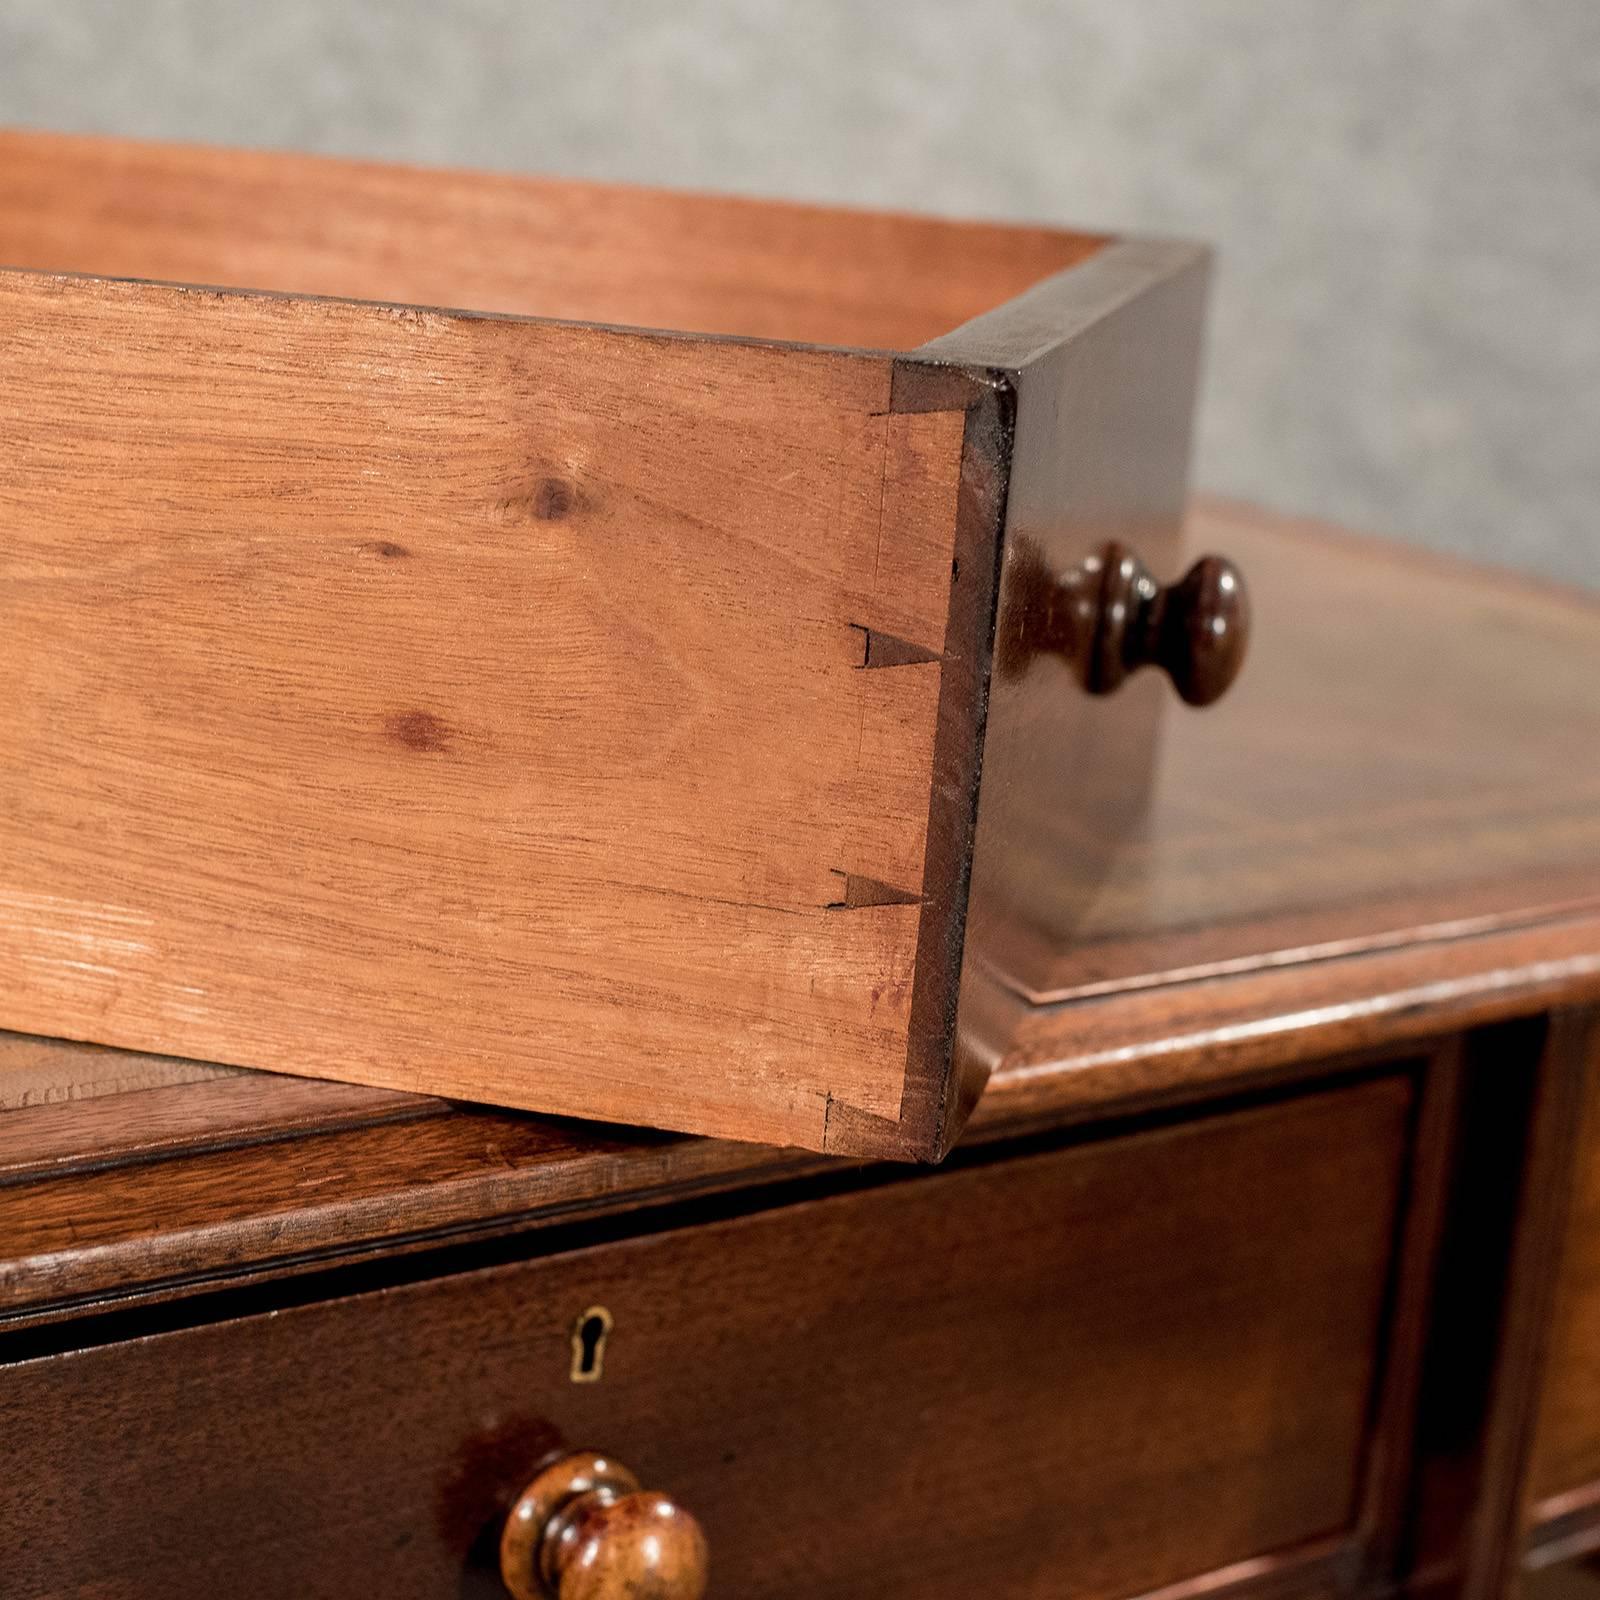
[1089,544,1249,706]
[998,538,1250,706]
[499,1451,708,1600]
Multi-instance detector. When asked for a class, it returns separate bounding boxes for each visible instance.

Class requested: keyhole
[570,1305,613,1384]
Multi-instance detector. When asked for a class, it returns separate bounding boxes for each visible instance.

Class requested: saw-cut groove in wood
[852,625,944,669]
[827,873,925,911]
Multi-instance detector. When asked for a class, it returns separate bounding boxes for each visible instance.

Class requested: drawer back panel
[0,130,1105,350]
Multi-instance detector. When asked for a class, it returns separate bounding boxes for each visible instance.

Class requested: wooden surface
[0,131,1211,1160]
[1529,1021,1600,1518]
[0,1078,1410,1600]
[1410,1014,1596,1600]
[498,1451,710,1600]
[6,502,1600,1322]
[0,1027,242,1110]
[969,499,1600,1007]
[0,265,972,1156]
[949,239,1211,1033]
[0,129,1104,351]
[1,490,1598,1599]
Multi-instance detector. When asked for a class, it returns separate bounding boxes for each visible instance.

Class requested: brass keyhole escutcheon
[570,1306,613,1383]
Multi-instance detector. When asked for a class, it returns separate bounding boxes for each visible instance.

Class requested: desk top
[4,498,1599,1326]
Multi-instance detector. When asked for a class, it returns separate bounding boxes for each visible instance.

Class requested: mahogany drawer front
[1529,1051,1600,1513]
[1,1076,1411,1600]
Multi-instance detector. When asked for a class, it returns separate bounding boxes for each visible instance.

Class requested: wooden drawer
[0,132,1245,1160]
[1529,1045,1600,1522]
[1,1076,1410,1599]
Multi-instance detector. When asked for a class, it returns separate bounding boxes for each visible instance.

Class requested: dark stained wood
[1394,1014,1594,1600]
[0,1078,1412,1600]
[987,910,1600,1133]
[0,1051,437,1184]
[1138,550,1250,707]
[1522,1561,1600,1599]
[1,132,1597,1600]
[889,369,1011,1160]
[943,240,1213,1057]
[0,1099,816,1321]
[965,498,1600,1010]
[1,786,1597,1312]
[1464,1011,1595,1600]
[4,502,1600,1321]
[996,542,1249,707]
[7,898,1597,1328]
[1527,1014,1600,1530]
[0,467,1593,1593]
[1350,1039,1466,1591]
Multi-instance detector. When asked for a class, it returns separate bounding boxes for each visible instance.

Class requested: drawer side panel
[0,271,965,1150]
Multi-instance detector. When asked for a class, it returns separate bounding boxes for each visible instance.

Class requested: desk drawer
[1529,1042,1600,1519]
[1,1077,1410,1600]
[0,131,1251,1162]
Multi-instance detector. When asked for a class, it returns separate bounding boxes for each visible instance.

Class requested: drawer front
[1530,1051,1600,1512]
[1,1077,1411,1600]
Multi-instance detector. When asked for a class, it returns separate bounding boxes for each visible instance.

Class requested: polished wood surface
[4,504,1600,1325]
[6,908,1596,1328]
[1529,1024,1600,1521]
[1,501,1598,1596]
[0,129,1105,351]
[948,240,1212,1039]
[0,1078,1410,1600]
[996,543,1249,707]
[969,499,1600,1008]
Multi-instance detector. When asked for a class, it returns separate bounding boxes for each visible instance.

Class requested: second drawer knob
[499,1450,709,1600]
[1000,538,1250,707]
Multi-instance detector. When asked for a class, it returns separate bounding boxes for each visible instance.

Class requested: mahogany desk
[4,500,1600,1600]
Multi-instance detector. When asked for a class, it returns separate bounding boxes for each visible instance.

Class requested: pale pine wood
[0,1063,435,1183]
[0,267,966,1152]
[0,129,1105,351]
[0,1029,241,1111]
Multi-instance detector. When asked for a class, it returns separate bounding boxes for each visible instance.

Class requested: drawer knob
[1002,539,1250,706]
[499,1450,709,1600]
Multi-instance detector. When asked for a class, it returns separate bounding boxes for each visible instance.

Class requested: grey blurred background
[2,0,1596,583]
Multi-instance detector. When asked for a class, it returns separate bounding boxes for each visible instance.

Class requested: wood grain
[948,239,1211,1040]
[985,910,1600,1130]
[6,501,1600,1320]
[1528,1016,1600,1515]
[0,129,1105,351]
[0,267,968,1155]
[0,1062,437,1185]
[0,1026,240,1110]
[1401,1014,1595,1600]
[0,1078,1411,1600]
[967,498,1600,1006]
[5,908,1596,1328]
